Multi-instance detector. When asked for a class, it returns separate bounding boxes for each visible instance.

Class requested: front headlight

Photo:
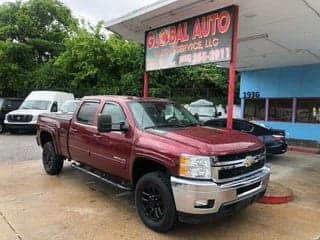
[179,154,211,180]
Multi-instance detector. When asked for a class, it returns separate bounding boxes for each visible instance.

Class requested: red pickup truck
[36,96,270,232]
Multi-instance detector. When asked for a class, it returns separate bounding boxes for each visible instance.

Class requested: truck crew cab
[36,96,270,232]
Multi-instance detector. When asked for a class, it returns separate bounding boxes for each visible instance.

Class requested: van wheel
[42,142,64,175]
[135,171,176,232]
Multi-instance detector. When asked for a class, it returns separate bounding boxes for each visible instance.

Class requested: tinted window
[50,102,58,112]
[204,119,226,128]
[269,99,293,122]
[296,98,320,123]
[101,102,126,130]
[244,99,266,120]
[10,100,22,109]
[77,102,99,124]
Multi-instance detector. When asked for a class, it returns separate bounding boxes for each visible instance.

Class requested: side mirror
[97,114,112,132]
[216,112,222,117]
[194,113,199,120]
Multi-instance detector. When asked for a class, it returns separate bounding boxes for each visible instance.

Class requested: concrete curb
[288,146,320,154]
[257,181,293,204]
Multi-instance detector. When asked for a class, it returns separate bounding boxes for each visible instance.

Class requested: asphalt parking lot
[0,134,319,240]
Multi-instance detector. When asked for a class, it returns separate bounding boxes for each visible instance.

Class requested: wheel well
[40,131,53,147]
[132,159,168,186]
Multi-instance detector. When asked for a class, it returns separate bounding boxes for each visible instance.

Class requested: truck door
[68,101,100,165]
[90,101,133,178]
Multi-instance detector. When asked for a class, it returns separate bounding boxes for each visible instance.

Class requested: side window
[3,100,12,111]
[239,122,254,132]
[77,102,99,124]
[12,100,22,109]
[50,102,58,112]
[233,121,242,131]
[101,102,126,130]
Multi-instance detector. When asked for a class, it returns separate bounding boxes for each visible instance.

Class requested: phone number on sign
[178,47,230,65]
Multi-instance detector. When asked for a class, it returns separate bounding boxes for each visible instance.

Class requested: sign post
[143,71,149,97]
[226,6,238,129]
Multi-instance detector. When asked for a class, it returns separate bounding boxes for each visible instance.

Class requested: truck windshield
[128,101,199,129]
[20,100,50,110]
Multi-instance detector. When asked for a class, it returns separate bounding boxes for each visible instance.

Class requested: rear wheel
[0,123,3,133]
[135,171,176,232]
[42,142,64,175]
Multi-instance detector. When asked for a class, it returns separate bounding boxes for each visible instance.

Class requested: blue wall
[240,64,320,141]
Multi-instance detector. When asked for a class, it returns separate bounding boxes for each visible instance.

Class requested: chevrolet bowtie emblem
[244,156,255,167]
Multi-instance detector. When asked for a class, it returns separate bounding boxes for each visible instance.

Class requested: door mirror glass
[97,114,112,132]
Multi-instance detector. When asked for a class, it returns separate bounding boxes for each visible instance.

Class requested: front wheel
[0,123,4,133]
[42,142,64,175]
[135,171,176,232]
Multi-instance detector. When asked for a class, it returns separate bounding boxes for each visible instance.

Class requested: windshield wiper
[181,123,198,127]
[144,123,185,130]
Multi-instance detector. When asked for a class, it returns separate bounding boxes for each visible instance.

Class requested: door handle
[70,128,78,133]
[93,133,102,138]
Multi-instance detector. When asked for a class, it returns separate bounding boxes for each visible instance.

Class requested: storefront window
[296,98,320,123]
[268,99,293,122]
[244,99,266,120]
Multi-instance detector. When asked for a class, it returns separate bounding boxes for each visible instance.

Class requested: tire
[135,171,176,232]
[0,123,3,133]
[42,142,64,175]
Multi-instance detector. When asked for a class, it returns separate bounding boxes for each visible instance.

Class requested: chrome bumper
[171,166,270,215]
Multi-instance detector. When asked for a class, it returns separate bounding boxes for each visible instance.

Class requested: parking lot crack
[0,210,23,240]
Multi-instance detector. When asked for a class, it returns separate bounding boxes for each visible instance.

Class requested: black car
[0,98,23,133]
[203,118,287,155]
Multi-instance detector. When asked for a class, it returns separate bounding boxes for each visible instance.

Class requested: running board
[71,163,133,191]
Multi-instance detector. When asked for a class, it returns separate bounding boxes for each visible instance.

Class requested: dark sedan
[203,118,287,155]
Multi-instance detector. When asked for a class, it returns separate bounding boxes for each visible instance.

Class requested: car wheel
[135,171,176,232]
[42,142,64,175]
[0,123,3,133]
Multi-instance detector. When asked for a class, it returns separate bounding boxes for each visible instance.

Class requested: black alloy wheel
[135,171,176,232]
[42,142,64,175]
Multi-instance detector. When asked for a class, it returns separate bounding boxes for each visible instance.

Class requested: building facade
[240,64,320,141]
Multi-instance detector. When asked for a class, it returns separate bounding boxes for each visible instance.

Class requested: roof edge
[104,0,177,29]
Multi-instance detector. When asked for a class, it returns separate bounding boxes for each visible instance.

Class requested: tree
[0,0,78,96]
[55,25,144,97]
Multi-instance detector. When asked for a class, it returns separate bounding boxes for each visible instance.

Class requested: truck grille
[7,115,33,122]
[217,148,265,162]
[218,160,264,179]
[212,148,265,183]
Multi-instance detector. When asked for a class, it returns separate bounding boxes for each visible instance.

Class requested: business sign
[145,6,235,71]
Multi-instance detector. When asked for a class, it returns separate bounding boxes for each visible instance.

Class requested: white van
[4,91,74,133]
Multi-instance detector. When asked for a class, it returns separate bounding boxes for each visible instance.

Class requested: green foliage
[0,0,77,96]
[55,26,144,96]
[149,64,233,105]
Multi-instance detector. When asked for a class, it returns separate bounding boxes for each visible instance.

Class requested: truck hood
[7,109,48,116]
[147,126,262,155]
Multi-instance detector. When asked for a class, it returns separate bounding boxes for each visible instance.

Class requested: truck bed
[37,113,73,158]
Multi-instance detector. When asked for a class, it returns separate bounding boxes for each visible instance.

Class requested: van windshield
[188,106,216,117]
[20,100,50,110]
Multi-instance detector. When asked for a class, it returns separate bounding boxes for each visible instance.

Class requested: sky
[0,0,159,26]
